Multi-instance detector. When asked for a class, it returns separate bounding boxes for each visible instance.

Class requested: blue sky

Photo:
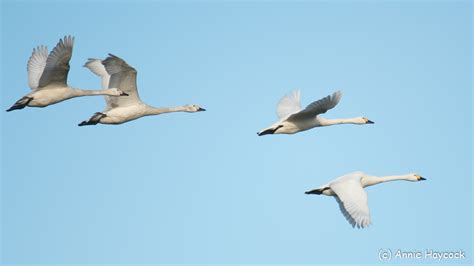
[1,1,472,265]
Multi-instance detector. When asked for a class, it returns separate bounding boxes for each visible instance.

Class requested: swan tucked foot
[305,187,329,195]
[6,96,33,112]
[257,128,276,136]
[257,125,284,136]
[78,112,106,126]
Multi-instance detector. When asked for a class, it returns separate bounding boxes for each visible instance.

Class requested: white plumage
[258,90,373,136]
[27,45,48,90]
[276,90,302,119]
[6,36,128,112]
[306,172,426,228]
[79,54,205,126]
[83,58,110,92]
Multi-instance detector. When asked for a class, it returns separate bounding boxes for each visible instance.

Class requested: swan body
[305,172,426,228]
[79,54,205,126]
[6,36,127,112]
[257,90,374,135]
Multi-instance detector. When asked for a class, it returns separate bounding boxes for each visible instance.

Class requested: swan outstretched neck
[144,105,206,116]
[71,88,129,97]
[318,117,374,126]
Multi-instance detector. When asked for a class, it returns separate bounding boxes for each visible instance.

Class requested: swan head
[351,117,374,124]
[407,173,426,182]
[185,104,206,112]
[361,117,374,124]
[108,88,129,96]
[414,174,426,181]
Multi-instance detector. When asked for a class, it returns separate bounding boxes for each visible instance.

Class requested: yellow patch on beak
[415,174,425,181]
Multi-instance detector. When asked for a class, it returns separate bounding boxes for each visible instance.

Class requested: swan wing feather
[287,91,342,121]
[27,45,49,90]
[276,90,302,119]
[102,54,142,108]
[330,174,371,228]
[38,35,74,88]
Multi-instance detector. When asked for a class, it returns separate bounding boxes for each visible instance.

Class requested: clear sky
[1,1,472,265]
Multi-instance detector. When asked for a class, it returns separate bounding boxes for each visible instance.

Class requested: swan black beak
[366,120,374,124]
[257,128,274,136]
[197,107,206,112]
[120,92,129,96]
[419,176,426,181]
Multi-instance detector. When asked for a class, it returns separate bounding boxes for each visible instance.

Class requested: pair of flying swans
[6,36,128,112]
[6,36,206,125]
[257,91,425,229]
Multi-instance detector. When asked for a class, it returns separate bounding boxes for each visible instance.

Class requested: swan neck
[71,88,108,96]
[319,117,361,126]
[145,105,187,115]
[363,174,414,187]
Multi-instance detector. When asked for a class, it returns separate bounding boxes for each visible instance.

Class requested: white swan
[6,36,128,112]
[305,172,426,228]
[78,54,205,126]
[257,90,374,136]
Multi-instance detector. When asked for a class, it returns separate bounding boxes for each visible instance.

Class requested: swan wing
[38,36,74,88]
[102,54,142,108]
[330,175,371,228]
[276,90,302,119]
[287,91,342,121]
[84,58,117,110]
[84,58,110,89]
[27,45,49,90]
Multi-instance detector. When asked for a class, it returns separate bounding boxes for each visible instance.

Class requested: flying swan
[305,171,426,228]
[78,54,205,126]
[6,36,127,112]
[257,90,374,136]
